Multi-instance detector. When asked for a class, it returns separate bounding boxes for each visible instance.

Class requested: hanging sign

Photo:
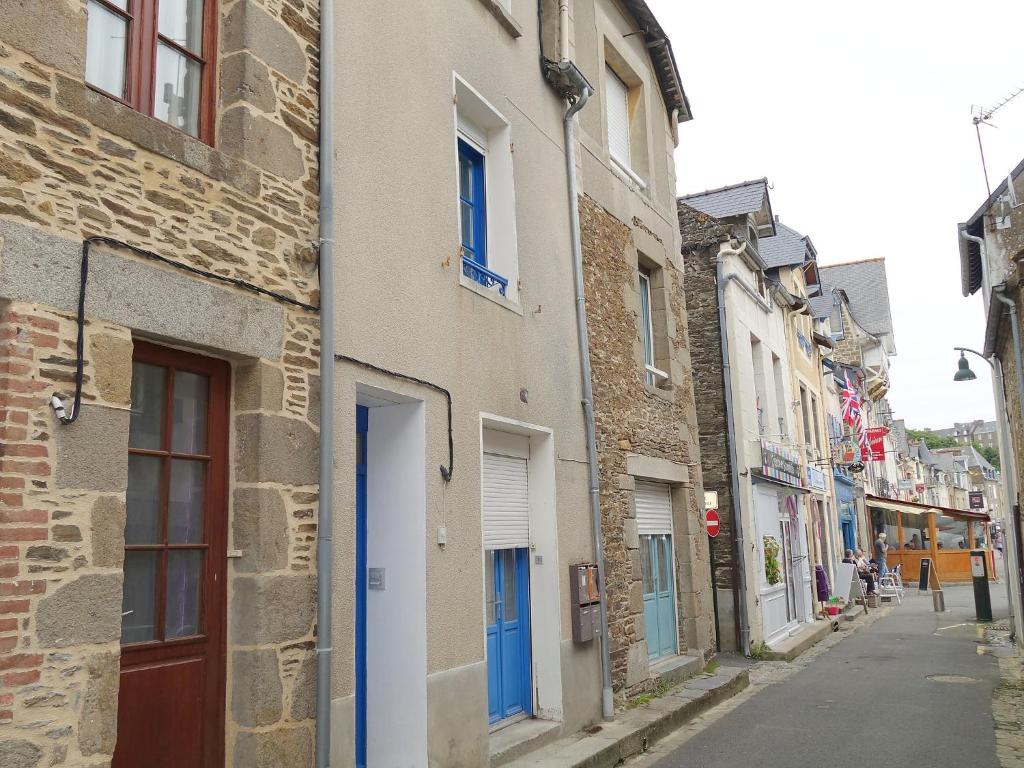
[761,440,803,487]
[898,479,914,491]
[867,427,888,462]
[832,436,860,466]
[806,465,828,492]
[915,482,925,494]
[968,490,985,510]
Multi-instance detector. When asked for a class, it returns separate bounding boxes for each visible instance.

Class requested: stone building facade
[572,0,715,699]
[0,1,321,765]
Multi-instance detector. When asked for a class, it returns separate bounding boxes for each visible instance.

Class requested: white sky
[652,0,1024,429]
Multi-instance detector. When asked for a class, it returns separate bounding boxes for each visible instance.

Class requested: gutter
[558,63,614,720]
[315,0,336,763]
[716,240,752,657]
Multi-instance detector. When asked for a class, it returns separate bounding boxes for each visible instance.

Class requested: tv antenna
[972,84,1024,198]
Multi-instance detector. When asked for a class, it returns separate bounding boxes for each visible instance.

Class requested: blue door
[641,534,677,660]
[355,406,368,768]
[485,548,532,724]
[841,519,855,553]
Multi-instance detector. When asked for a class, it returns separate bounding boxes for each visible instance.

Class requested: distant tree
[906,428,959,450]
[974,443,1001,470]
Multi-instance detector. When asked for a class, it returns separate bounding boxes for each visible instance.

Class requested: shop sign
[832,436,860,466]
[969,490,985,510]
[761,440,803,487]
[898,479,914,491]
[867,427,888,462]
[806,465,828,492]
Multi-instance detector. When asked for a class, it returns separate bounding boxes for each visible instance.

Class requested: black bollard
[970,549,993,623]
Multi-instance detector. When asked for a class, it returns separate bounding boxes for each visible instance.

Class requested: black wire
[58,236,320,424]
[335,354,454,483]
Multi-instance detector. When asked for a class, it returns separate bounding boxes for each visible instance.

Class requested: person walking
[874,530,889,576]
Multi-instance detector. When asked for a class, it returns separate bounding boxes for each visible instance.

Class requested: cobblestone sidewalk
[992,639,1024,768]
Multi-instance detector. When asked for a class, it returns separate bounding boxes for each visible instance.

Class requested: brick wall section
[580,195,710,700]
[0,0,322,764]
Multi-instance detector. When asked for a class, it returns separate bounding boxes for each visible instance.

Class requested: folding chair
[878,570,902,605]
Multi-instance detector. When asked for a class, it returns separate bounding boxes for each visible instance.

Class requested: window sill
[643,380,674,402]
[610,153,648,191]
[54,74,261,197]
[473,0,523,38]
[460,273,524,316]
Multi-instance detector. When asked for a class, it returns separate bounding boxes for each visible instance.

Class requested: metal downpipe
[716,244,752,657]
[315,0,336,762]
[562,83,613,720]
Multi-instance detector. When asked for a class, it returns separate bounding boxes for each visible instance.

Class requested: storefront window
[900,511,928,551]
[935,515,969,550]
[971,521,988,548]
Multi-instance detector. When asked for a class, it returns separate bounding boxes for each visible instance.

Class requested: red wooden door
[113,342,228,767]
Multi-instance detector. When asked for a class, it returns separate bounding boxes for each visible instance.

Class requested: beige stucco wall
[329,0,600,759]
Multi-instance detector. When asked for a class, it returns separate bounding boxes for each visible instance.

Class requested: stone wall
[0,0,322,765]
[579,194,712,701]
[677,204,738,646]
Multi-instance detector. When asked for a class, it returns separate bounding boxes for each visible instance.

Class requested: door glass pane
[640,536,654,593]
[122,551,158,644]
[125,455,162,544]
[154,43,201,137]
[168,459,205,544]
[485,552,496,625]
[501,550,517,621]
[658,536,672,593]
[459,155,473,201]
[158,0,205,53]
[165,550,202,638]
[85,1,127,98]
[129,363,166,450]
[460,200,474,251]
[171,370,209,454]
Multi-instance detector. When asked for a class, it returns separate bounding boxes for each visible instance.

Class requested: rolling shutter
[635,480,672,536]
[605,66,630,165]
[482,452,529,550]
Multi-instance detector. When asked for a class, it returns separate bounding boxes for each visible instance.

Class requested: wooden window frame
[86,0,218,144]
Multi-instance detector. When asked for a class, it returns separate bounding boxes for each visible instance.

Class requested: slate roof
[808,283,835,320]
[960,155,1024,296]
[679,179,771,222]
[758,220,806,268]
[891,419,910,456]
[818,258,895,348]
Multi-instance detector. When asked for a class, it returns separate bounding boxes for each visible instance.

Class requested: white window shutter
[635,480,673,536]
[482,453,529,549]
[605,66,630,166]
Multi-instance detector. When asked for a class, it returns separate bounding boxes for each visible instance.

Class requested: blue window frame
[458,138,508,296]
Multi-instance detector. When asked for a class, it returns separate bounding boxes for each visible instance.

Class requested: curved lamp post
[952,345,1017,639]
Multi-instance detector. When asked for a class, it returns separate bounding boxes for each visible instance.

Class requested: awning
[865,494,990,521]
[751,470,810,496]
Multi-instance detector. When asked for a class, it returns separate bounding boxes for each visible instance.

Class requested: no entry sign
[705,509,720,538]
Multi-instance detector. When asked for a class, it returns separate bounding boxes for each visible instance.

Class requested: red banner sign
[867,427,888,462]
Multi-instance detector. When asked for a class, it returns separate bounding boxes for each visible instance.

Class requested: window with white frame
[454,75,520,303]
[638,266,669,388]
[605,65,631,168]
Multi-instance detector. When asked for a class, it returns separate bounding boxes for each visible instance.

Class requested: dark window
[85,0,216,142]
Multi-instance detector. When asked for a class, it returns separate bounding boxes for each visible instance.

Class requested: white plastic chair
[878,568,903,605]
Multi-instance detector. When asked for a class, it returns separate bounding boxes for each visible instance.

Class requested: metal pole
[315,0,336,762]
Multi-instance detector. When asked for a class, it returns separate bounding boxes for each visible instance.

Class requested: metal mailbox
[570,563,601,643]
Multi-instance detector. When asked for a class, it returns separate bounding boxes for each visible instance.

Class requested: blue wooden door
[485,547,532,724]
[641,534,677,660]
[355,407,368,768]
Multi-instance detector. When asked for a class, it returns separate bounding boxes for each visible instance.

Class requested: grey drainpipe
[315,0,336,762]
[561,71,614,720]
[716,242,752,657]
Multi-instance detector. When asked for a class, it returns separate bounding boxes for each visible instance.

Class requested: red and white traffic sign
[705,509,720,538]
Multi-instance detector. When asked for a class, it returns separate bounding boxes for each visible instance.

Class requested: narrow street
[631,586,1010,768]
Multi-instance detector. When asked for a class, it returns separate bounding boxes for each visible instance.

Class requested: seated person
[906,533,922,550]
[846,548,877,595]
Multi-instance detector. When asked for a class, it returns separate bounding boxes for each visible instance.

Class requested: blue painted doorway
[641,534,677,660]
[355,406,368,768]
[485,547,532,724]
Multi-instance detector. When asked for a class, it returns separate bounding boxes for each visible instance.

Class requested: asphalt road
[650,584,1008,768]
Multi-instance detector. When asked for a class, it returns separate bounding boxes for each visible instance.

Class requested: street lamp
[953,345,1017,638]
[954,351,978,381]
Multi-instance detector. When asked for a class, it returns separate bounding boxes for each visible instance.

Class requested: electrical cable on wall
[50,236,457,484]
[335,354,454,483]
[51,236,319,425]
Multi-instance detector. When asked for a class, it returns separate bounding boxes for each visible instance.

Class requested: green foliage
[906,428,959,450]
[975,443,1001,470]
[749,642,771,661]
[763,536,782,585]
[704,660,720,675]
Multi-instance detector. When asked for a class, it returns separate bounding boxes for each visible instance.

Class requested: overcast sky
[652,0,1024,429]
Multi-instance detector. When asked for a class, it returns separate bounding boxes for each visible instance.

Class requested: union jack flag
[841,372,860,427]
